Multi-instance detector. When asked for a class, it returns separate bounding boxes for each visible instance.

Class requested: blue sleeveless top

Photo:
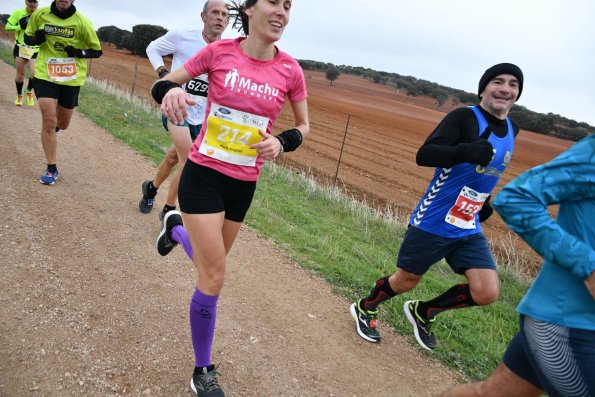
[409,106,515,238]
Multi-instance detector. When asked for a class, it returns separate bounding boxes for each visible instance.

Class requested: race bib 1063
[199,103,269,167]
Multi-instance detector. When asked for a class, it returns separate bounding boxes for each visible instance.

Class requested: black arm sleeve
[478,195,494,223]
[83,49,102,59]
[24,34,38,46]
[151,80,182,104]
[416,108,479,168]
[417,106,520,168]
[275,128,303,152]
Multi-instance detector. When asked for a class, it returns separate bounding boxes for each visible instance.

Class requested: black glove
[19,16,29,30]
[64,46,82,58]
[34,28,46,44]
[478,196,494,223]
[458,139,494,167]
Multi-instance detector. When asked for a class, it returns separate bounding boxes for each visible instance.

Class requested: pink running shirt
[184,37,307,181]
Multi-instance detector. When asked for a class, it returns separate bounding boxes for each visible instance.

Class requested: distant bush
[97,26,133,50]
[96,24,167,57]
[325,66,340,86]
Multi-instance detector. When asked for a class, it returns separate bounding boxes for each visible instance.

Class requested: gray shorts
[504,315,595,396]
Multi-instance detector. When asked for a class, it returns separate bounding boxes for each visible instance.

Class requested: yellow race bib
[17,44,36,59]
[199,103,269,167]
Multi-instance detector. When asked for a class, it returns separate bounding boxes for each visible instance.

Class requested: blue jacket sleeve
[493,136,595,279]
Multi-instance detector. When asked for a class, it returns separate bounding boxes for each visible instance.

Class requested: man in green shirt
[4,0,40,107]
[24,0,102,185]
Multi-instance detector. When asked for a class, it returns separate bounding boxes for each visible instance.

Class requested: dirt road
[0,62,459,395]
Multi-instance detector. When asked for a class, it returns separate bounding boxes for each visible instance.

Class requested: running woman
[139,0,229,221]
[5,0,40,107]
[439,135,595,397]
[24,0,102,185]
[151,0,309,395]
[351,63,523,351]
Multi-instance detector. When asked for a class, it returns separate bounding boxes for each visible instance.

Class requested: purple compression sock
[171,225,193,260]
[190,288,219,367]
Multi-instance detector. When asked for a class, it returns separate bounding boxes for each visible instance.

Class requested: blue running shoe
[39,168,59,185]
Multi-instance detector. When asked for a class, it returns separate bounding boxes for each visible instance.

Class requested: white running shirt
[146,28,209,126]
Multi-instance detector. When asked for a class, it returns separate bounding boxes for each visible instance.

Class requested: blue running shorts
[397,226,496,275]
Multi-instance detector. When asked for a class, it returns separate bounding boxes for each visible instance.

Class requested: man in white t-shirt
[139,0,229,221]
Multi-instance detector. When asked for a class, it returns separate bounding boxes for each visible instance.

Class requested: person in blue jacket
[438,135,595,397]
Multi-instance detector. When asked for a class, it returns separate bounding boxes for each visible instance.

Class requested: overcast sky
[3,0,594,126]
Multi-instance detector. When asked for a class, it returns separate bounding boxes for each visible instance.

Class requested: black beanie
[477,63,523,101]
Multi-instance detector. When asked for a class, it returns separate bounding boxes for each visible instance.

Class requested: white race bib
[445,186,489,229]
[18,44,36,59]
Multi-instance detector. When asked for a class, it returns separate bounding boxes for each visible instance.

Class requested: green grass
[1,40,531,382]
[77,79,172,166]
[0,41,15,66]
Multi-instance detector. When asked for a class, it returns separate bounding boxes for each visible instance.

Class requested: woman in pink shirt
[150,0,309,395]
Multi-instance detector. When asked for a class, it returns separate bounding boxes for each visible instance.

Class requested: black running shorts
[178,160,256,222]
[33,78,80,109]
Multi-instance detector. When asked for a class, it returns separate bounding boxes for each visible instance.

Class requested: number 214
[217,126,251,146]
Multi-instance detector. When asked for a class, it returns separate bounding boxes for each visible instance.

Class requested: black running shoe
[156,210,182,256]
[350,299,381,343]
[159,207,167,223]
[404,300,436,351]
[190,365,225,397]
[139,180,157,214]
[159,205,176,224]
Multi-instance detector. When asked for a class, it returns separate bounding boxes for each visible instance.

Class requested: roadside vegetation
[0,39,531,382]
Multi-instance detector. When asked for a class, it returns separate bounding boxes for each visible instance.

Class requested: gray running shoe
[350,299,381,343]
[190,365,224,397]
[139,180,157,213]
[404,300,436,351]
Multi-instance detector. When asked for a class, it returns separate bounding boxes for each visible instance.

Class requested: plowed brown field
[90,44,573,274]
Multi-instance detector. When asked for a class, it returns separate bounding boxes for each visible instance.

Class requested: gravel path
[0,60,459,396]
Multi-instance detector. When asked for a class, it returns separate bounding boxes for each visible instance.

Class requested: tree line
[298,60,593,141]
[1,15,591,141]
